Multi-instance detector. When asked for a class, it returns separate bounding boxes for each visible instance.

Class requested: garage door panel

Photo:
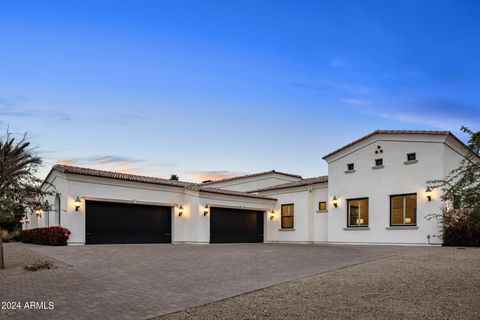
[210,207,264,243]
[86,201,171,244]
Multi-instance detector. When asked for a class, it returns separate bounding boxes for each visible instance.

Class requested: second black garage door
[210,207,264,243]
[86,200,172,244]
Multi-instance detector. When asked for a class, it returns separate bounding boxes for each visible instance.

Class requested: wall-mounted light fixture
[20,216,30,224]
[35,208,43,217]
[425,187,432,201]
[269,209,275,220]
[74,196,81,211]
[178,205,184,216]
[332,196,338,208]
[203,204,209,216]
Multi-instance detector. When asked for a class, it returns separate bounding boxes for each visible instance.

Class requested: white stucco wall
[26,132,470,246]
[324,134,463,245]
[261,184,328,243]
[27,171,275,245]
[26,172,68,230]
[311,186,329,242]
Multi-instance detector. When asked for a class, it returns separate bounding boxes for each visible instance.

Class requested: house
[24,130,471,245]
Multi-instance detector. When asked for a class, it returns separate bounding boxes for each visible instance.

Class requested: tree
[428,126,480,246]
[0,132,54,269]
[169,174,179,181]
[467,129,480,155]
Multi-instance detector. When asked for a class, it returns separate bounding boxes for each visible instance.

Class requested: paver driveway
[0,243,419,320]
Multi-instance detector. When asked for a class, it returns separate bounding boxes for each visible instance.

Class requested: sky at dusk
[1,0,479,182]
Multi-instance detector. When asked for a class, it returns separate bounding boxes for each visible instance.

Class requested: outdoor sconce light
[35,208,43,217]
[203,204,209,216]
[425,187,432,201]
[20,216,30,224]
[178,205,184,217]
[74,196,81,211]
[332,196,338,208]
[269,210,275,220]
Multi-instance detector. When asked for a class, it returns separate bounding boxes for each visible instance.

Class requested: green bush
[428,126,480,247]
[443,209,480,246]
[0,214,21,232]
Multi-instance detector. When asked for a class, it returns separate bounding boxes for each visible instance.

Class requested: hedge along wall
[22,227,71,246]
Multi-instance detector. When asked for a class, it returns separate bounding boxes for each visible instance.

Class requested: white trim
[385,226,419,230]
[172,241,209,245]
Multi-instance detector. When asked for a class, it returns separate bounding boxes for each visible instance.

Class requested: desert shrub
[0,229,13,243]
[21,227,71,246]
[10,229,21,242]
[24,260,53,271]
[1,229,22,243]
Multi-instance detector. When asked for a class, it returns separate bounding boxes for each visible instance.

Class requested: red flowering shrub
[21,227,71,246]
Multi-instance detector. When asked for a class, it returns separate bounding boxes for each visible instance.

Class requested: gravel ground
[159,247,480,320]
[0,242,66,278]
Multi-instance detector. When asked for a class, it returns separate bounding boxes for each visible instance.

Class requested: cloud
[94,113,149,126]
[378,112,459,129]
[329,58,350,68]
[0,97,20,107]
[341,98,371,106]
[186,170,246,183]
[56,155,173,167]
[0,106,71,121]
[55,155,175,177]
[329,59,342,67]
[369,99,480,130]
[292,80,373,96]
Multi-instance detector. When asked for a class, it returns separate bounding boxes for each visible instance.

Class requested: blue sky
[1,0,479,181]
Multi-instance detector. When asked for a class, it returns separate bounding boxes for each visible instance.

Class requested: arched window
[55,194,61,226]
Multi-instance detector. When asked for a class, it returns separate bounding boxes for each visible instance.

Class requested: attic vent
[375,146,383,154]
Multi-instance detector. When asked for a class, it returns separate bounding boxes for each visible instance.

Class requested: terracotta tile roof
[250,176,328,193]
[322,130,467,160]
[197,187,277,200]
[51,164,276,200]
[201,170,302,185]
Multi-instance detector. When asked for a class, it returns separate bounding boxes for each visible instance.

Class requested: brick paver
[0,243,419,319]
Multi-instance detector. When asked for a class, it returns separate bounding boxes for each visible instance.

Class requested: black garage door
[86,200,172,244]
[210,207,264,243]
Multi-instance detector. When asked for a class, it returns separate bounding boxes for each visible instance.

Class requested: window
[347,198,369,227]
[390,194,417,226]
[281,204,294,229]
[407,153,416,161]
[375,158,383,166]
[319,201,327,211]
[347,163,354,171]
